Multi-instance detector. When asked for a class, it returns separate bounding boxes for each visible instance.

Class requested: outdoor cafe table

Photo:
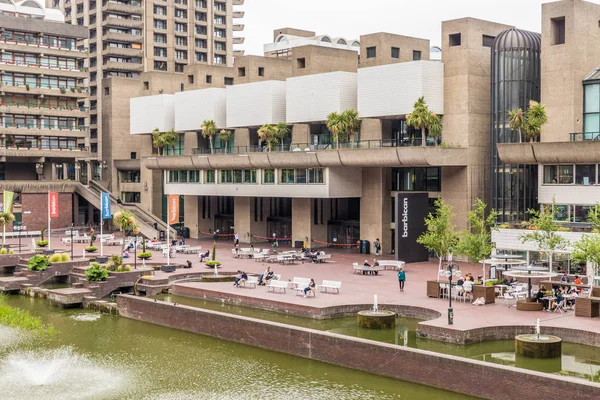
[539,281,592,291]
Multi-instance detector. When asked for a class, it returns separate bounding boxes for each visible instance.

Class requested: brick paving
[6,234,600,337]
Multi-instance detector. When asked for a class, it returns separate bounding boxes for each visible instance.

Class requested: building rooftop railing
[191,138,441,155]
[569,132,600,141]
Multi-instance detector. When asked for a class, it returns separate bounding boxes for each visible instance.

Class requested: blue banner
[101,192,111,220]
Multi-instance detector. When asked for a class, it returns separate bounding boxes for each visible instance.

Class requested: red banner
[49,192,59,218]
[168,194,179,225]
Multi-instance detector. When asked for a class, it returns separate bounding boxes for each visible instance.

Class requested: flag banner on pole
[49,192,59,218]
[168,195,179,225]
[3,191,14,214]
[101,192,111,220]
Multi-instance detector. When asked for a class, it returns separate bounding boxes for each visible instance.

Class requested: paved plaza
[5,234,600,337]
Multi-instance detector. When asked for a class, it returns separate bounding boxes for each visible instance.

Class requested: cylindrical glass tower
[490,28,541,222]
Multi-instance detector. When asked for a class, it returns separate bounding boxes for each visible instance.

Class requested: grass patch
[0,295,56,336]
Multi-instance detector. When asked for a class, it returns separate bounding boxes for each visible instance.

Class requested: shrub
[60,253,70,262]
[27,255,49,271]
[85,263,109,282]
[107,255,123,271]
[0,248,7,255]
[48,254,62,263]
[205,260,221,267]
[116,266,123,272]
[137,252,152,260]
[85,246,97,253]
[498,223,510,229]
[36,240,48,248]
[8,250,13,255]
[124,265,131,272]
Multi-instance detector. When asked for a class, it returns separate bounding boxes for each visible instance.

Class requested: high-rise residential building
[0,0,89,229]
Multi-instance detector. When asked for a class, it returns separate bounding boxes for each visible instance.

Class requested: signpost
[13,222,25,253]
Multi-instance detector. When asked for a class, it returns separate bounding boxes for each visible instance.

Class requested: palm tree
[151,128,164,155]
[428,112,442,146]
[258,124,276,152]
[162,129,179,155]
[523,100,548,142]
[508,107,525,143]
[341,109,361,148]
[406,96,431,147]
[200,120,217,154]
[219,129,232,153]
[274,123,290,150]
[326,111,345,149]
[113,210,140,260]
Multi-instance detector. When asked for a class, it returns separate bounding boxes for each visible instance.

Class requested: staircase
[69,265,151,299]
[0,259,89,292]
[75,181,175,239]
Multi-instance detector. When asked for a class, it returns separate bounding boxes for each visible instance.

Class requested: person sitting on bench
[303,278,316,298]
[198,250,210,262]
[259,266,274,286]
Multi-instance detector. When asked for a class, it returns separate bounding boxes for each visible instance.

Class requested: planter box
[516,299,543,312]
[472,285,495,304]
[575,298,600,318]
[160,265,176,273]
[43,249,55,255]
[427,280,441,298]
[96,256,108,264]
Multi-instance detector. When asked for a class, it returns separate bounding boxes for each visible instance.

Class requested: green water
[0,295,477,400]
[156,294,600,383]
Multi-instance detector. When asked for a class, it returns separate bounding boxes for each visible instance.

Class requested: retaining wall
[117,295,600,400]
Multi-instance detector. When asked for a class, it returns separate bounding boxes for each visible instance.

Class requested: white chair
[553,299,566,314]
[503,293,516,308]
[439,282,448,299]
[463,285,473,301]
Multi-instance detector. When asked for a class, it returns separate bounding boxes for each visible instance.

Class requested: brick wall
[16,193,73,233]
[117,295,600,400]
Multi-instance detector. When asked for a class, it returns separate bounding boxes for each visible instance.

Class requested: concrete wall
[174,88,227,131]
[226,81,286,128]
[291,45,358,77]
[233,197,267,244]
[117,295,600,400]
[359,32,430,67]
[130,94,176,135]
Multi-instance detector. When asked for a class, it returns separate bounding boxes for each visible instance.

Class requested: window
[175,50,187,60]
[258,67,264,77]
[366,46,376,58]
[297,57,305,68]
[559,165,573,184]
[551,17,566,45]
[215,41,226,51]
[482,35,495,47]
[220,170,233,183]
[449,33,461,47]
[121,192,141,203]
[188,74,194,84]
[412,50,421,61]
[279,169,324,184]
[214,16,225,25]
[154,19,167,29]
[573,205,593,223]
[553,204,569,222]
[154,47,167,57]
[224,77,233,85]
[121,170,140,182]
[195,39,207,48]
[214,55,225,64]
[584,83,600,139]
[175,36,188,46]
[391,47,399,59]
[263,169,274,184]
[143,81,149,90]
[175,9,187,18]
[131,152,137,160]
[206,75,212,84]
[205,170,215,183]
[576,165,596,185]
[154,5,166,15]
[281,169,295,184]
[154,33,167,43]
[308,168,323,184]
[175,64,185,73]
[238,67,246,77]
[543,165,558,184]
[175,23,187,32]
[195,25,207,35]
[154,61,167,71]
[392,167,441,191]
[214,28,226,38]
[104,87,110,95]
[196,52,207,62]
[189,170,200,183]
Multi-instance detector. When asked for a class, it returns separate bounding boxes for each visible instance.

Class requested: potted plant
[36,229,48,247]
[25,84,30,91]
[85,263,109,282]
[205,242,221,267]
[85,229,97,253]
[137,239,151,259]
[27,255,49,272]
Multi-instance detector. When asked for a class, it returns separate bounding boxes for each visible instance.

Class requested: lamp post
[70,223,74,259]
[439,262,462,325]
[134,235,138,270]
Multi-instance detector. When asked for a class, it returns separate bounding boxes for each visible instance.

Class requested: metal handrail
[570,132,600,141]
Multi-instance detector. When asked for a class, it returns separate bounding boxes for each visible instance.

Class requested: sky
[238,0,587,55]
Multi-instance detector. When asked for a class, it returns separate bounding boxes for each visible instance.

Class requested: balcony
[103,61,144,72]
[0,39,87,58]
[233,24,245,32]
[103,17,143,30]
[0,84,89,99]
[232,49,245,57]
[0,123,89,138]
[569,132,600,141]
[232,10,244,18]
[232,0,244,5]
[102,1,143,15]
[102,32,143,44]
[0,62,87,79]
[103,46,143,58]
[233,37,245,45]
[0,103,89,118]
[497,141,600,164]
[0,145,89,160]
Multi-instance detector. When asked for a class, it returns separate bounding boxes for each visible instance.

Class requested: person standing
[374,238,381,256]
[234,232,239,246]
[398,267,406,292]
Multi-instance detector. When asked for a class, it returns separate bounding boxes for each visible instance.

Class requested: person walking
[234,232,239,246]
[374,238,381,256]
[398,267,406,292]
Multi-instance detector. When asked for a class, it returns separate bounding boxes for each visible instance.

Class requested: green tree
[113,210,140,258]
[406,96,442,147]
[572,204,600,278]
[519,203,569,270]
[455,199,498,263]
[417,198,459,278]
[508,101,548,143]
[201,119,217,154]
[258,124,277,152]
[219,129,232,153]
[162,129,179,155]
[151,128,165,155]
[325,111,345,149]
[0,212,14,246]
[508,107,525,143]
[341,109,361,148]
[274,123,291,150]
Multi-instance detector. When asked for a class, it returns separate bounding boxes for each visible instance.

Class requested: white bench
[377,260,405,271]
[295,287,316,297]
[315,254,332,263]
[184,246,202,254]
[290,277,311,289]
[319,280,342,293]
[239,276,258,289]
[266,279,288,293]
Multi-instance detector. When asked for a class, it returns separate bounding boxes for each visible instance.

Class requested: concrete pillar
[360,168,392,255]
[233,197,267,244]
[441,166,469,232]
[234,128,250,149]
[292,198,329,249]
[360,119,383,141]
[198,196,215,236]
[183,131,197,155]
[292,124,310,145]
[183,196,200,239]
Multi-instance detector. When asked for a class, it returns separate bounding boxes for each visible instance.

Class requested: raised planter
[43,249,55,255]
[516,299,543,312]
[160,265,176,273]
[96,256,108,264]
[427,280,441,298]
[202,275,235,283]
[472,285,495,304]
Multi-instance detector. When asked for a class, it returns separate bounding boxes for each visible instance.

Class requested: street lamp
[70,223,74,260]
[134,235,138,270]
[439,262,462,325]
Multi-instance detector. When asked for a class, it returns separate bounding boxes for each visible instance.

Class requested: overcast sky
[239,0,584,55]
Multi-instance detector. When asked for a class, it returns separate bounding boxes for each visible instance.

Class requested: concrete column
[198,196,215,236]
[183,196,200,239]
[292,198,329,249]
[234,128,250,149]
[360,118,383,141]
[360,168,392,255]
[183,131,197,155]
[291,124,310,145]
[233,197,267,244]
[441,166,469,232]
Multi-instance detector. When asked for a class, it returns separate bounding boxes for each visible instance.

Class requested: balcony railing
[191,138,443,155]
[0,123,88,131]
[2,144,88,152]
[0,38,85,52]
[0,102,88,111]
[570,132,600,141]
